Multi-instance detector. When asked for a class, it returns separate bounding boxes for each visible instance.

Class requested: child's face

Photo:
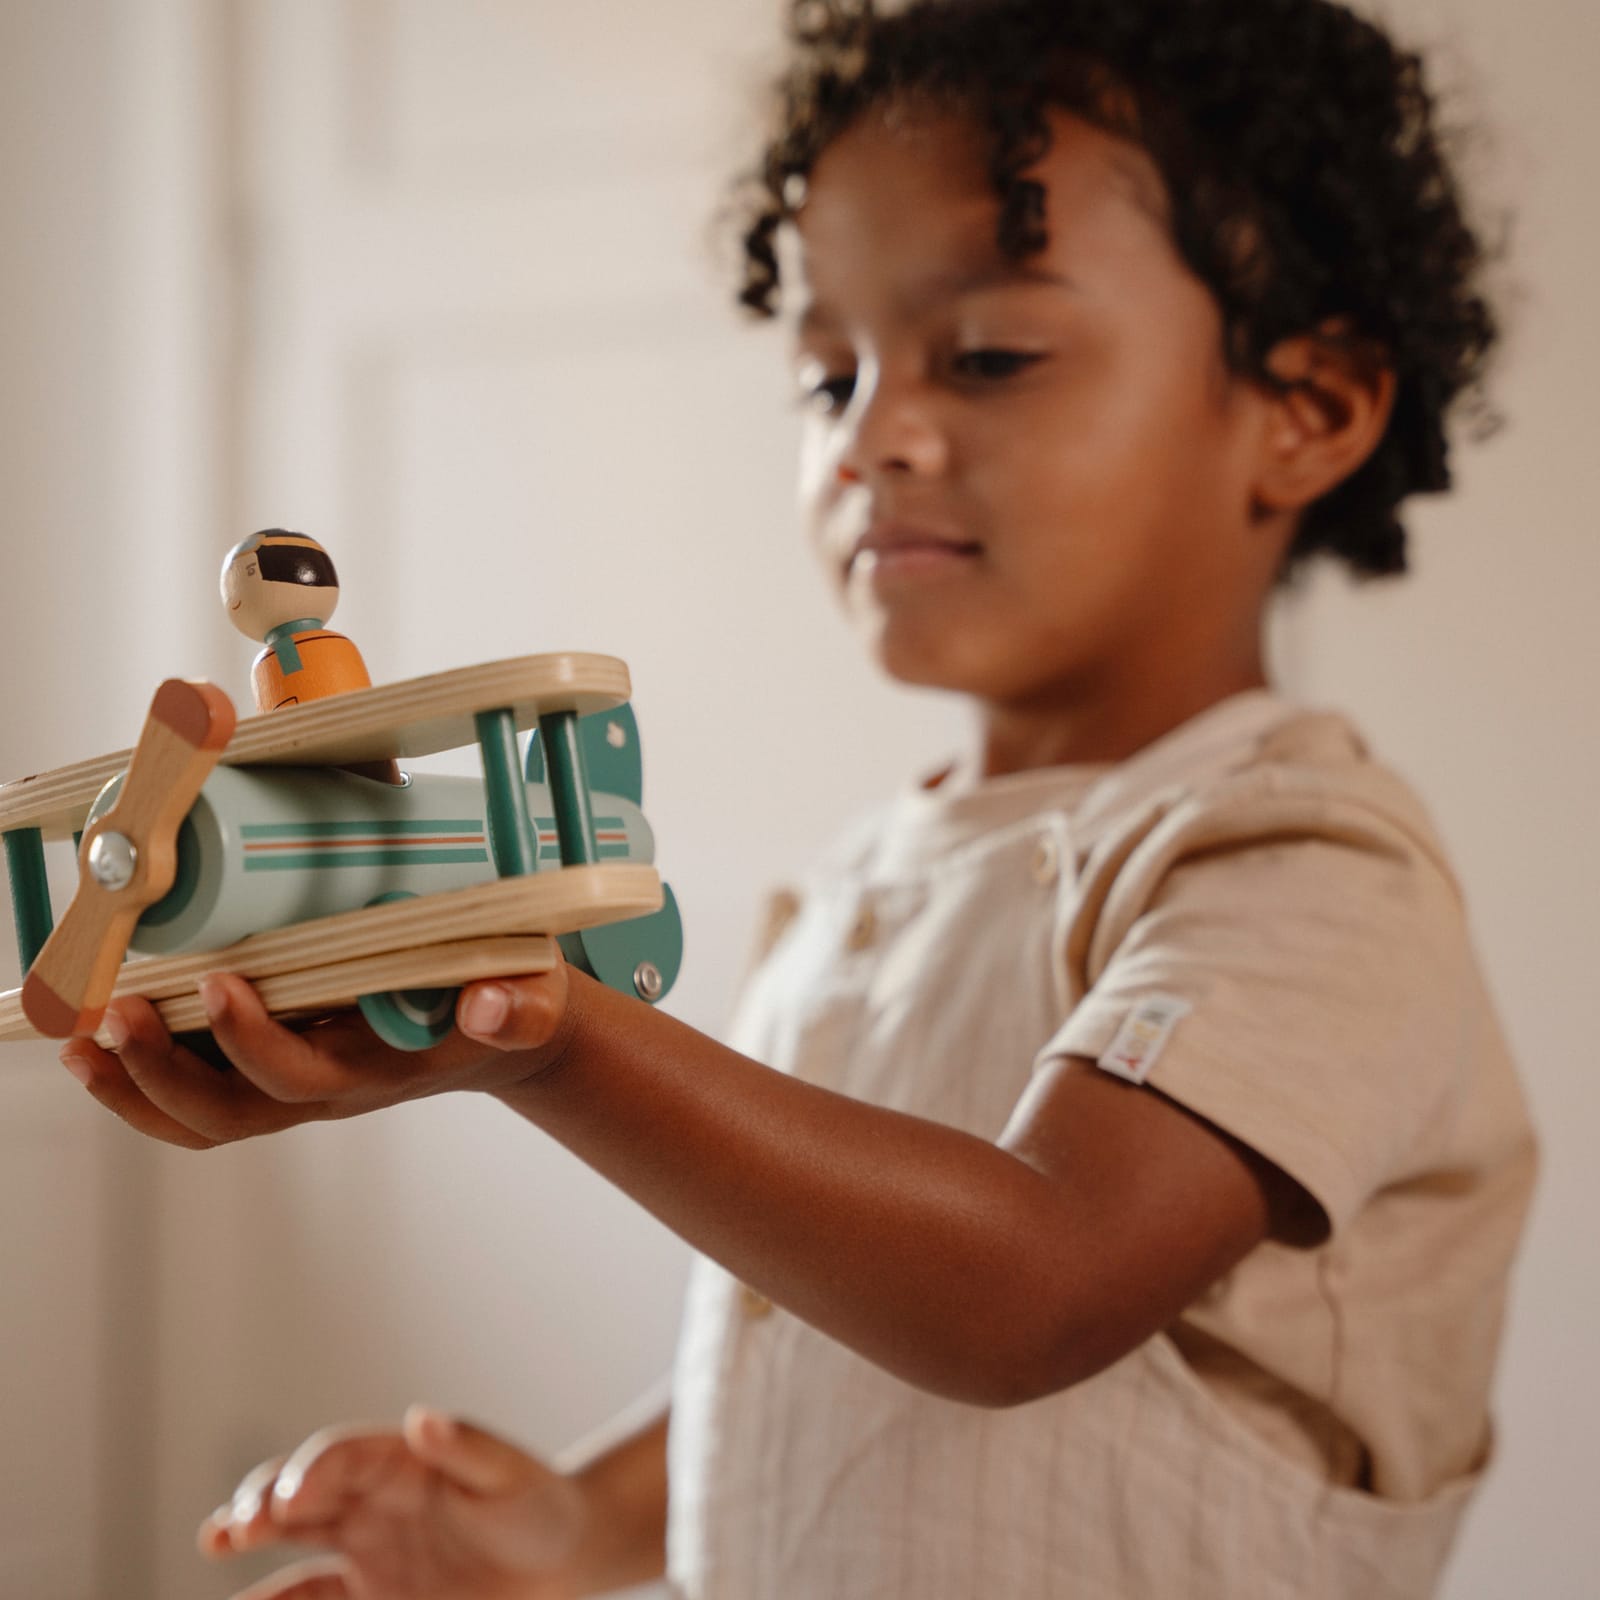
[790,103,1288,738]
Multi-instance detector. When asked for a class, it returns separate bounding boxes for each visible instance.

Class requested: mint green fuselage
[83,765,655,957]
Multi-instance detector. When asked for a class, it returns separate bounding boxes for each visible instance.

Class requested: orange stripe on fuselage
[243,836,483,850]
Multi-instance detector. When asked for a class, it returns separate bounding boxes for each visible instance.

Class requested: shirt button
[740,1284,774,1319]
[846,902,877,951]
[1031,835,1060,886]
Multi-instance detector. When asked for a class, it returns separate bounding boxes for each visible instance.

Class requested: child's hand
[199,1405,588,1599]
[54,964,573,1149]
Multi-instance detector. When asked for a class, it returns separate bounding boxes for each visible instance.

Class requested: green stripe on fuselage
[244,849,490,871]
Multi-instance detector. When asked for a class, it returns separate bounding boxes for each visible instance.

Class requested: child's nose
[836,378,949,481]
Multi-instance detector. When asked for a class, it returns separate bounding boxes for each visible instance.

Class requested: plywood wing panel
[0,652,631,840]
[0,862,660,1044]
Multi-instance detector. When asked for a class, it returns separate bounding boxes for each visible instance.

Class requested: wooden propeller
[22,679,236,1039]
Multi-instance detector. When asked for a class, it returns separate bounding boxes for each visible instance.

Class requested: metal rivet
[88,831,138,892]
[633,961,664,1002]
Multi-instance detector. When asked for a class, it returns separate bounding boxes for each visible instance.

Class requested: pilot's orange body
[252,628,373,712]
[223,530,400,781]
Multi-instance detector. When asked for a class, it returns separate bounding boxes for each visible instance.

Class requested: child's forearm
[494,974,1121,1406]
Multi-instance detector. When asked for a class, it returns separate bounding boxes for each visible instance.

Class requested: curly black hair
[729,0,1505,578]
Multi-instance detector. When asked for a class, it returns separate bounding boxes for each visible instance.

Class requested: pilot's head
[221,530,341,641]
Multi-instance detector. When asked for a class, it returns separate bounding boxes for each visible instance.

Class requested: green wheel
[358,984,457,1051]
[561,882,683,1004]
[358,890,458,1051]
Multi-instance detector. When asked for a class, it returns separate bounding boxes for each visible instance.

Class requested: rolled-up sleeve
[1039,788,1473,1237]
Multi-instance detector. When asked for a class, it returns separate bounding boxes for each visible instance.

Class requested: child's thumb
[403,1404,545,1496]
[455,968,566,1052]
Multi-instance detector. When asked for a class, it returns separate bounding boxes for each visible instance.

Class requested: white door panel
[148,5,959,1599]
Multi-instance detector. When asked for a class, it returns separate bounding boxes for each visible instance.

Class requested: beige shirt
[666,691,1536,1599]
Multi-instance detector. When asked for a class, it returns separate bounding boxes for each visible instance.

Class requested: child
[61,0,1536,1595]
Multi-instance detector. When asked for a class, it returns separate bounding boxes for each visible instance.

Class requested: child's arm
[200,1399,668,1599]
[489,971,1300,1406]
[73,964,1306,1407]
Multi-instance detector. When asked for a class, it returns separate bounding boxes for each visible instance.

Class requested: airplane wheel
[358,984,457,1051]
[562,882,683,1004]
[357,891,459,1051]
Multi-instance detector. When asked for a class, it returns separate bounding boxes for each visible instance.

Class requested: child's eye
[802,373,858,415]
[951,349,1045,381]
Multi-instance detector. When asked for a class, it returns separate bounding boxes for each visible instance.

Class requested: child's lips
[848,523,984,584]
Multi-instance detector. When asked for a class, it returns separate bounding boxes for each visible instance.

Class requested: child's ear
[1251,319,1397,516]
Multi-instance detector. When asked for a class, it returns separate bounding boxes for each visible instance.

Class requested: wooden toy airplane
[0,645,683,1054]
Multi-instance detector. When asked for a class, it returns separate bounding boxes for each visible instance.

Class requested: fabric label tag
[1097,994,1193,1084]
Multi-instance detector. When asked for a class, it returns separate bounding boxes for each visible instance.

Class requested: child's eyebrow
[795,265,1078,339]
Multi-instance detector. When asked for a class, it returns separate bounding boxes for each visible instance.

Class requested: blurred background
[0,1,1593,1596]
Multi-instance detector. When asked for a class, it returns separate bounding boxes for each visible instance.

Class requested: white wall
[0,5,142,1594]
[1283,3,1600,1592]
[0,1,1592,1596]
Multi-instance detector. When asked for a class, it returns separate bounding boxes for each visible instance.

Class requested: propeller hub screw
[87,831,138,892]
[633,961,664,1002]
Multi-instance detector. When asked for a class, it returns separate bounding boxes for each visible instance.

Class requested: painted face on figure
[220,530,342,642]
[790,102,1283,717]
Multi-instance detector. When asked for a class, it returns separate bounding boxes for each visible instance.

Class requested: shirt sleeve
[1036,782,1475,1237]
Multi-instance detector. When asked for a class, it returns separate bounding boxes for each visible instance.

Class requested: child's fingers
[61,963,568,1141]
[401,1403,549,1497]
[455,965,569,1054]
[59,1039,219,1148]
[95,996,311,1143]
[197,1456,293,1555]
[193,974,392,1108]
[200,1433,400,1551]
[58,992,288,1145]
[269,1425,413,1526]
[227,1556,353,1600]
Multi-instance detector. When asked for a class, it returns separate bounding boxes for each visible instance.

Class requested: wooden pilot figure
[221,529,400,782]
[222,530,372,710]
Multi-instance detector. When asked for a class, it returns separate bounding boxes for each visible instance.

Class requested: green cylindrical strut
[537,710,598,867]
[4,828,54,970]
[474,708,540,879]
